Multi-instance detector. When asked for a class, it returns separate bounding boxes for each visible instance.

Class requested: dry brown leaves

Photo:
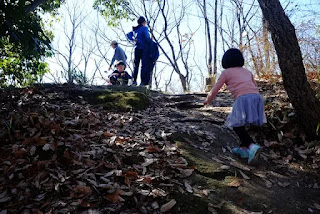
[255,81,320,171]
[0,86,194,213]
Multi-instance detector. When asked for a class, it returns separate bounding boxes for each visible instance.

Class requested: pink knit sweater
[206,67,259,103]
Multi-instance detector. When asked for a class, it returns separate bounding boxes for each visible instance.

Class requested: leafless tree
[197,0,213,76]
[296,20,320,75]
[51,0,91,83]
[126,0,198,92]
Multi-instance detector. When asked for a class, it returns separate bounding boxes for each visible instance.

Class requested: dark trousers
[110,75,130,85]
[133,48,152,85]
[133,48,143,82]
[233,126,255,148]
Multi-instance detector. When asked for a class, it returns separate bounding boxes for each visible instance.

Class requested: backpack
[150,40,159,62]
[146,38,159,63]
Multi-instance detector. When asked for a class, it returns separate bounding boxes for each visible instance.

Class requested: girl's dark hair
[137,16,146,25]
[221,48,244,69]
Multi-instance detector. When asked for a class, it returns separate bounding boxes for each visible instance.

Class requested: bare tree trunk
[262,17,270,74]
[165,70,175,93]
[67,26,75,83]
[247,26,265,77]
[246,32,260,76]
[236,5,243,51]
[258,0,320,136]
[219,0,226,52]
[203,0,213,76]
[202,0,215,92]
[213,0,218,75]
[156,0,188,92]
[53,0,90,84]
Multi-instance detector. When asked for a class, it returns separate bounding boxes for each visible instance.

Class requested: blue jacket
[126,25,150,50]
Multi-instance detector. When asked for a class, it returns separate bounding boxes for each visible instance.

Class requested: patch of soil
[151,80,320,213]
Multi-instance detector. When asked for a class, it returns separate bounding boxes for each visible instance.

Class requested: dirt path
[149,88,320,214]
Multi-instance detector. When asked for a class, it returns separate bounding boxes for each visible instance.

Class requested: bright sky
[43,0,320,93]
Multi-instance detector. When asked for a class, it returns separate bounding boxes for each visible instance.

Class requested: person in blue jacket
[126,16,151,86]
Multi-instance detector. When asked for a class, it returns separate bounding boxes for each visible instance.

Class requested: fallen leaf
[151,201,159,209]
[278,182,290,187]
[43,143,51,151]
[208,205,218,214]
[160,199,176,213]
[314,203,320,210]
[118,190,133,196]
[105,190,125,203]
[265,180,273,188]
[278,132,283,142]
[0,191,11,203]
[152,188,167,197]
[299,152,307,159]
[103,131,114,137]
[178,168,194,177]
[70,201,80,206]
[86,178,98,187]
[145,144,161,153]
[184,181,193,193]
[137,176,152,184]
[80,200,91,208]
[104,170,115,177]
[220,165,230,170]
[239,170,250,180]
[142,158,158,167]
[123,171,138,179]
[212,201,225,209]
[227,178,242,187]
[140,189,151,196]
[0,196,11,203]
[74,185,92,197]
[283,132,295,138]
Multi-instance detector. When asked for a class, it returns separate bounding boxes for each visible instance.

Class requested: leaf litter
[0,86,196,213]
[1,83,320,213]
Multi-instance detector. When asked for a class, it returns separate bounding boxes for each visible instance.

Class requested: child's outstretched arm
[204,73,226,105]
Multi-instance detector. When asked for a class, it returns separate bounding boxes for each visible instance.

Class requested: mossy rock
[83,90,149,111]
[175,141,223,176]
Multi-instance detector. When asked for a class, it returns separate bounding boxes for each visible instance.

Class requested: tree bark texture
[258,0,320,136]
[203,0,213,76]
[262,17,270,74]
[213,0,218,75]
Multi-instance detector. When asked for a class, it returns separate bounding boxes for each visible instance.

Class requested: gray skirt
[226,93,267,127]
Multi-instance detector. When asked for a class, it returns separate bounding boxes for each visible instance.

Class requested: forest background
[1,0,320,93]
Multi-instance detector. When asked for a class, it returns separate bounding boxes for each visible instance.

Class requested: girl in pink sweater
[204,48,266,164]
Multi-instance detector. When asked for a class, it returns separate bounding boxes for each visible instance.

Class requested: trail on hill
[0,83,319,214]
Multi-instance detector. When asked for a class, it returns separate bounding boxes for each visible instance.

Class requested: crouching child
[109,60,132,85]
